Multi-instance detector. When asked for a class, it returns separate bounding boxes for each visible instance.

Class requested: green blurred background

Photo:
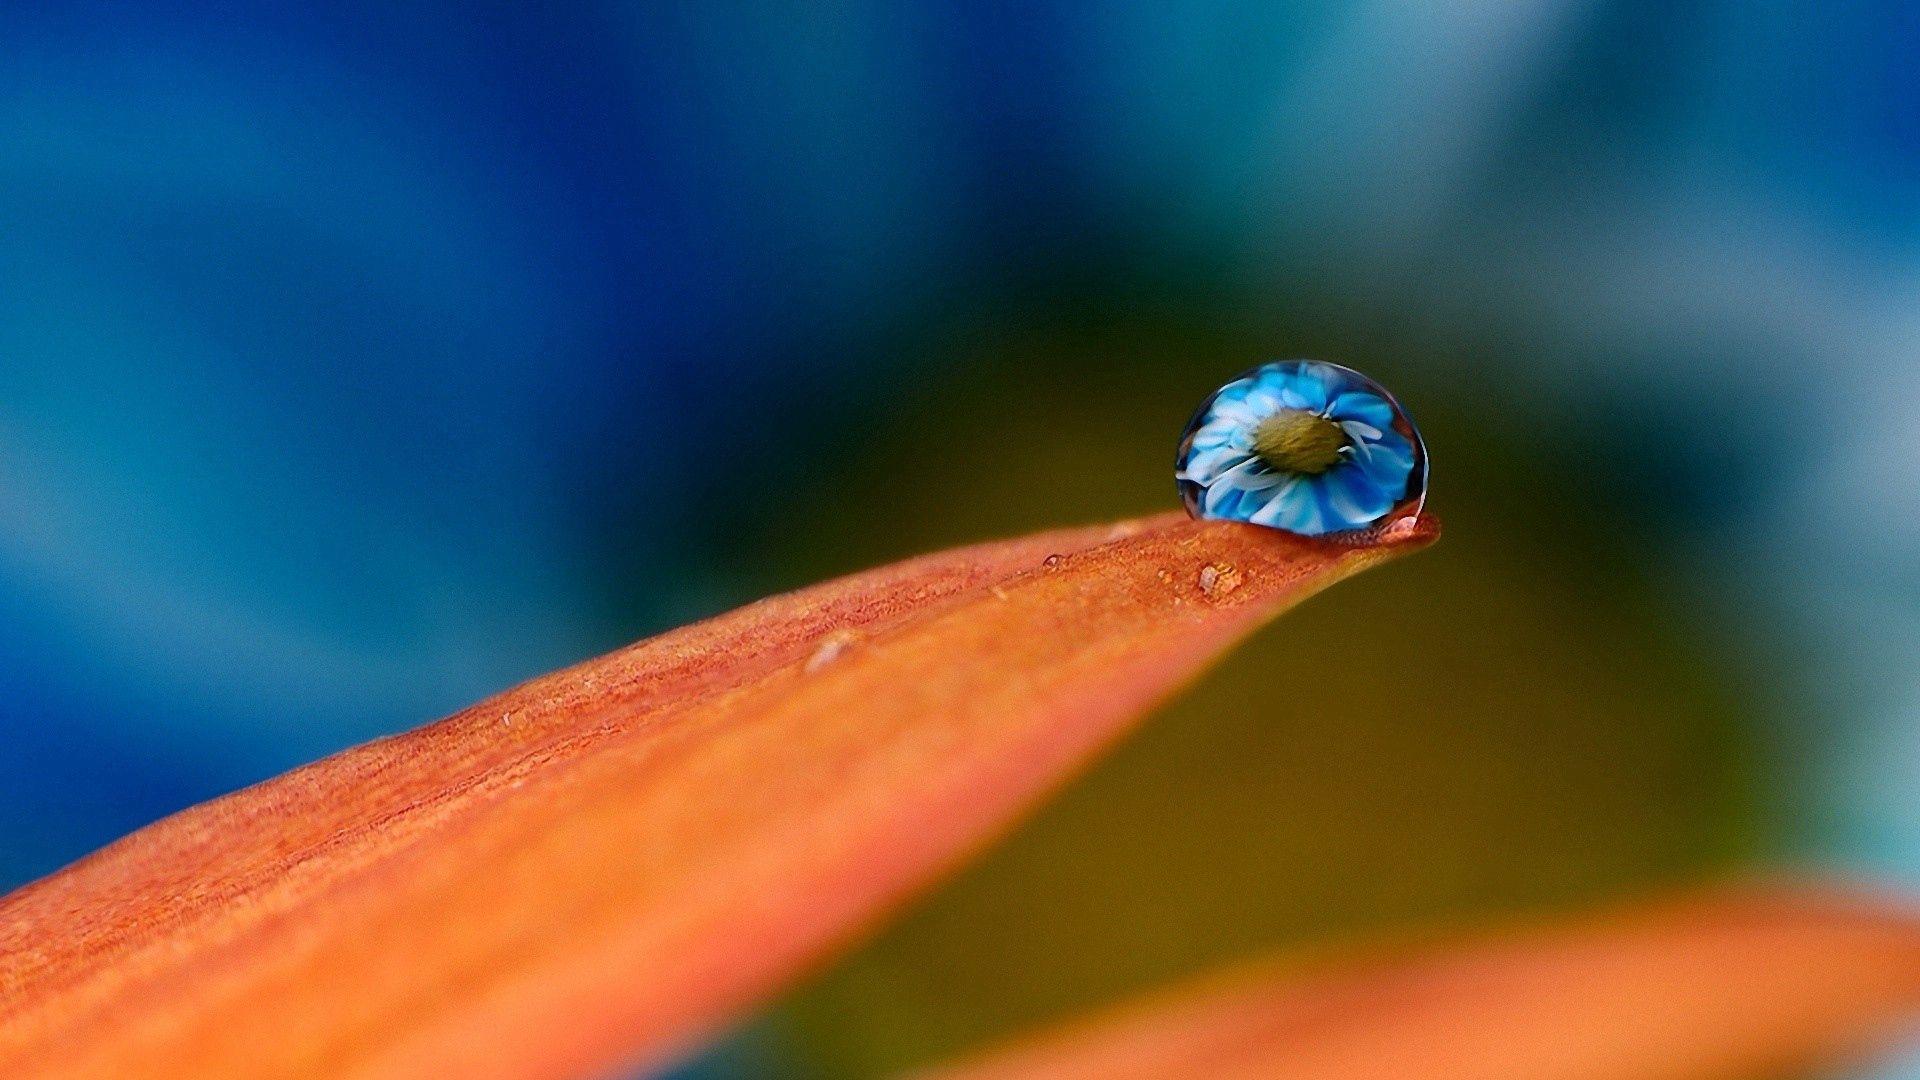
[4,3,1914,1077]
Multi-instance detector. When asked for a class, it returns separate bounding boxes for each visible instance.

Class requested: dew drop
[805,633,859,674]
[1175,360,1427,537]
[1196,562,1243,597]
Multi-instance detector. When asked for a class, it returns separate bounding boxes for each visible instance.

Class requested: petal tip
[1379,510,1441,548]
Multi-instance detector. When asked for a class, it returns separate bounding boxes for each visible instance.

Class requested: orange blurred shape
[910,888,1920,1080]
[0,513,1433,1080]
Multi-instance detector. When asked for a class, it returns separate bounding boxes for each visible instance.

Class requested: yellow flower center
[1252,409,1347,474]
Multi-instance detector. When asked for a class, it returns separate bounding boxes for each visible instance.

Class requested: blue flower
[1176,361,1423,535]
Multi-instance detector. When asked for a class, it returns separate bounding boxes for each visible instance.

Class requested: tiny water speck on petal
[1197,563,1242,597]
[805,633,860,674]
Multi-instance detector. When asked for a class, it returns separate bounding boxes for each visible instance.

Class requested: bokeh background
[4,3,1918,1077]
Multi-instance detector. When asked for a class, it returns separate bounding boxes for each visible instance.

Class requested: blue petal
[1187,418,1239,451]
[1299,364,1343,409]
[1200,459,1276,516]
[1244,386,1285,415]
[1208,377,1258,407]
[1224,457,1287,491]
[1351,430,1415,493]
[1338,419,1382,443]
[1207,396,1260,427]
[1242,478,1295,528]
[1249,477,1325,533]
[1241,362,1329,414]
[1203,484,1247,518]
[1253,367,1293,394]
[1327,390,1395,428]
[1321,464,1395,526]
[1179,446,1248,484]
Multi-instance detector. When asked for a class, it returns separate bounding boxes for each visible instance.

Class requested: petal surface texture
[0,512,1435,1080]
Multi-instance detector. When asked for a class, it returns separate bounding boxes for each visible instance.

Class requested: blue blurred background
[4,3,1918,1077]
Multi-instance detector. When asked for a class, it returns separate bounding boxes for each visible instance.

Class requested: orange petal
[0,512,1435,1080]
[909,887,1920,1080]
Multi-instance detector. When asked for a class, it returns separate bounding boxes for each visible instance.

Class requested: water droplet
[1176,360,1426,536]
[1042,553,1063,568]
[1196,562,1243,597]
[805,632,859,673]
